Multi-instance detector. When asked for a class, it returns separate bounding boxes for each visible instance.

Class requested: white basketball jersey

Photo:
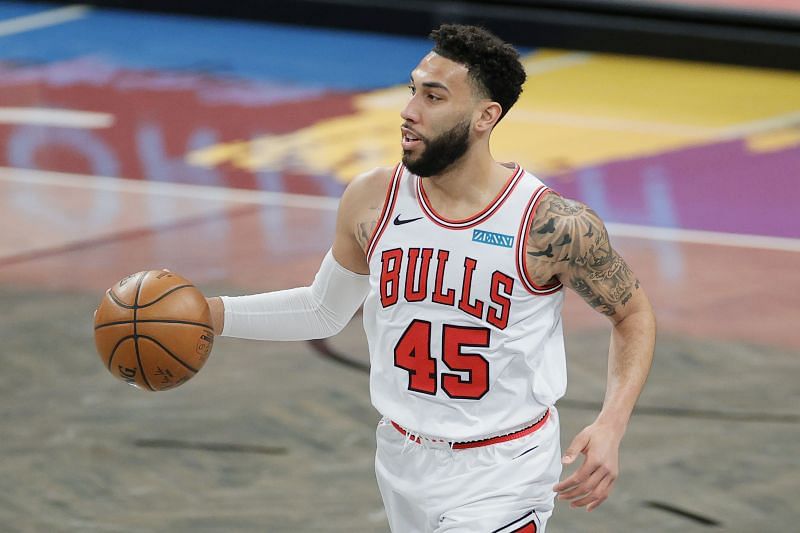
[362,163,566,441]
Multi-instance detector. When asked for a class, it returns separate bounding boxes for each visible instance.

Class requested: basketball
[93,270,214,391]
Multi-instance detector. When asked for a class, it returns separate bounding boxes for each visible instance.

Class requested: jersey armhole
[366,163,403,262]
[515,186,564,295]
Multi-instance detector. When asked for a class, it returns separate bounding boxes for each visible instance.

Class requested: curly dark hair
[429,24,526,122]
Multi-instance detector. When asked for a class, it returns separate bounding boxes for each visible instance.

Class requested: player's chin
[402,146,425,162]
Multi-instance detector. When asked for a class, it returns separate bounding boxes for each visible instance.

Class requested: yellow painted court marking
[187,50,800,180]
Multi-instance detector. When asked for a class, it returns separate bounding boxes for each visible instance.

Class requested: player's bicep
[561,206,641,322]
[331,167,391,275]
[331,187,371,275]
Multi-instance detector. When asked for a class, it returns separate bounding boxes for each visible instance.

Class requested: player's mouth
[401,127,423,150]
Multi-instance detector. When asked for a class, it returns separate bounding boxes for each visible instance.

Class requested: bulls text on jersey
[379,247,514,330]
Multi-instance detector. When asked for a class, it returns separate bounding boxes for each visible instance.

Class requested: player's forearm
[204,250,370,342]
[596,297,656,432]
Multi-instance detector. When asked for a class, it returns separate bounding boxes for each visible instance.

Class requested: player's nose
[400,98,419,123]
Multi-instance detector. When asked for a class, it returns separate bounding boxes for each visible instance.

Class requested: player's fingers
[569,480,605,508]
[573,472,615,508]
[577,475,614,511]
[560,430,589,465]
[557,465,606,501]
[554,460,594,493]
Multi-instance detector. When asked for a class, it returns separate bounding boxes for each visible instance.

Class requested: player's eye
[427,93,441,102]
[407,84,416,95]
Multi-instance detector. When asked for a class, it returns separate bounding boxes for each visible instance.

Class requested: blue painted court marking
[0,2,433,90]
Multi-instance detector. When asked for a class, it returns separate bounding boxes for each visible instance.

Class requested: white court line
[715,110,800,140]
[0,166,340,211]
[0,4,89,37]
[0,166,797,252]
[606,223,800,253]
[0,107,113,128]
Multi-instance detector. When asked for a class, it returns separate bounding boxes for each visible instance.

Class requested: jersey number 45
[394,319,490,400]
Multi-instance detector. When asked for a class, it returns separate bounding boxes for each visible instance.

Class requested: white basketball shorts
[374,408,562,533]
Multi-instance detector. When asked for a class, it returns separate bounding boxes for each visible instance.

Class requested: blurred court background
[0,0,798,531]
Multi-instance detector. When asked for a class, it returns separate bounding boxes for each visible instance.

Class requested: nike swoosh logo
[393,214,423,225]
[513,445,539,460]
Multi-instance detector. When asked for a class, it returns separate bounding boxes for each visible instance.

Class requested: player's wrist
[594,408,632,435]
[206,296,225,336]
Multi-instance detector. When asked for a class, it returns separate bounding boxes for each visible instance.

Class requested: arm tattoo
[354,207,380,253]
[526,194,639,317]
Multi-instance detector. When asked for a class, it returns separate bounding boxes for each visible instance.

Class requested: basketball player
[207,24,656,532]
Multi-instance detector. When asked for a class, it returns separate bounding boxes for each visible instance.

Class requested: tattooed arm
[331,166,394,275]
[525,192,656,511]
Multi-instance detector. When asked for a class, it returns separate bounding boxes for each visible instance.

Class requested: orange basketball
[93,270,214,391]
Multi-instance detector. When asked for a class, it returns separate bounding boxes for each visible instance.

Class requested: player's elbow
[312,302,355,339]
[616,295,656,343]
[612,287,655,329]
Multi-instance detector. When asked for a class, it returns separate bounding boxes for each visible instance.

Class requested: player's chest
[370,227,522,329]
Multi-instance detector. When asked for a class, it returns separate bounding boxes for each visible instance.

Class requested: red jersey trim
[366,164,403,262]
[415,164,524,230]
[516,186,564,295]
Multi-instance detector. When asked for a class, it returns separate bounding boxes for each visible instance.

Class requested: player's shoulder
[536,190,590,219]
[526,191,607,264]
[335,166,398,261]
[340,165,397,209]
[347,165,395,196]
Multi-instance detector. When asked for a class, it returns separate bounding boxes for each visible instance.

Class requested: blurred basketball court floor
[0,1,798,531]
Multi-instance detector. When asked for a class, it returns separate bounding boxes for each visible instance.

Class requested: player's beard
[402,118,472,178]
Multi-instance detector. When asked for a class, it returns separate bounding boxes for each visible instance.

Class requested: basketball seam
[107,284,195,310]
[107,289,132,309]
[138,335,200,373]
[95,319,213,330]
[137,284,196,308]
[106,335,135,371]
[133,273,155,391]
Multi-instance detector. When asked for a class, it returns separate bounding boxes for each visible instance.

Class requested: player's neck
[421,150,511,215]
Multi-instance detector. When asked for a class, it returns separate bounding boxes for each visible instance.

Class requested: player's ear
[474,101,502,133]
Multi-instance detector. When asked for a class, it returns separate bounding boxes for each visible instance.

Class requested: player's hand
[553,421,623,511]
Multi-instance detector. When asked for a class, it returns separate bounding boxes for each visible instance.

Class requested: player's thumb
[562,432,589,464]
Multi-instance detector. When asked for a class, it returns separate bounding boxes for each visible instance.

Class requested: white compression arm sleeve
[220,250,370,341]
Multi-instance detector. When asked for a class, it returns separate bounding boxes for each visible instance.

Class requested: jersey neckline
[414,163,524,230]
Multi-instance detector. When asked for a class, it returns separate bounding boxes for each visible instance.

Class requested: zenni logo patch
[472,229,514,248]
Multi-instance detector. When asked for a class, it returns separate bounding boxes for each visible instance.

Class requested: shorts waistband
[390,408,550,450]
